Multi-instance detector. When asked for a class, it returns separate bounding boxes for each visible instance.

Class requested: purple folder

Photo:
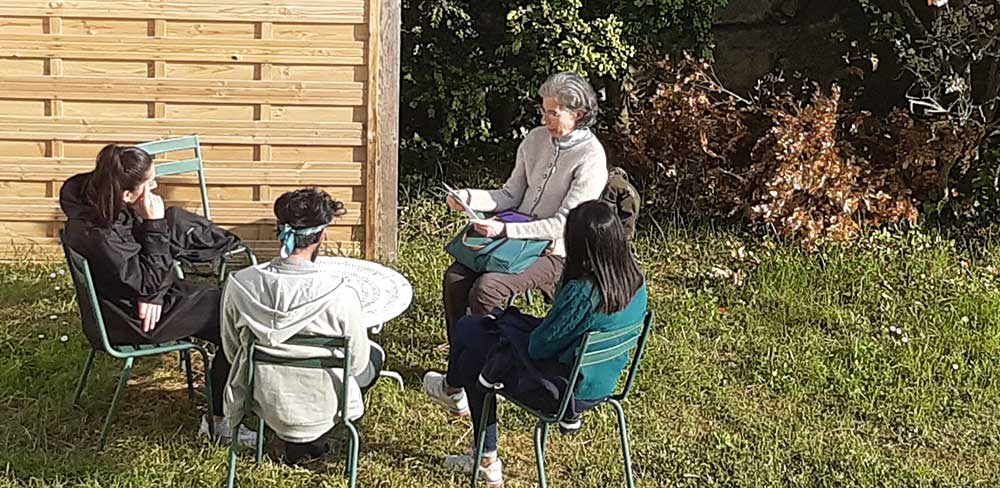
[495,210,534,223]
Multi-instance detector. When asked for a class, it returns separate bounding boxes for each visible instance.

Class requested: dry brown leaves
[750,86,918,246]
[610,57,973,248]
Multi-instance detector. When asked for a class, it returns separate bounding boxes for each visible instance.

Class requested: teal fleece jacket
[527,279,648,400]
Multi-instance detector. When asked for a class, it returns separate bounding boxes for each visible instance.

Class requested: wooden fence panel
[0,0,399,261]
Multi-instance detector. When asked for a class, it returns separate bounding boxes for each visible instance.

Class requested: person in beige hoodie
[221,188,383,464]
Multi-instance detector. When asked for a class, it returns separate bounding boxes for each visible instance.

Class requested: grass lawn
[2,197,1000,487]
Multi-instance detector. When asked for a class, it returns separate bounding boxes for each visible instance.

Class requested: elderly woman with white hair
[424,72,609,418]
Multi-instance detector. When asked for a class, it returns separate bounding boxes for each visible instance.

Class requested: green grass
[2,198,1000,487]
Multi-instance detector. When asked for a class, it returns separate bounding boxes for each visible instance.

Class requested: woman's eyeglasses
[537,107,570,119]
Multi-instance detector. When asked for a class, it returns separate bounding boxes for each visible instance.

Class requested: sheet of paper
[442,182,480,220]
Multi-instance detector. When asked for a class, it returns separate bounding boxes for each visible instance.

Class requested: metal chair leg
[192,345,215,438]
[255,417,265,464]
[182,350,195,400]
[534,421,550,488]
[99,357,134,450]
[609,399,635,488]
[471,392,495,488]
[226,415,242,488]
[345,420,360,488]
[73,349,97,406]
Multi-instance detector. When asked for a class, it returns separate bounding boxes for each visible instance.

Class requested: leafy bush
[749,86,918,244]
[400,0,727,178]
[611,57,753,217]
[611,58,937,245]
[854,0,1000,224]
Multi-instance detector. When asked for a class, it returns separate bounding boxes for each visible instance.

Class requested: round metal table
[315,256,413,388]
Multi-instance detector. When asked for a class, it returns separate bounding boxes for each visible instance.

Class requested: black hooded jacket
[60,172,238,348]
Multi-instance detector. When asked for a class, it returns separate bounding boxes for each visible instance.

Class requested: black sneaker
[284,437,331,465]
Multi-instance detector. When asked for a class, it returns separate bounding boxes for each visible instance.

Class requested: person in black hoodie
[60,143,256,445]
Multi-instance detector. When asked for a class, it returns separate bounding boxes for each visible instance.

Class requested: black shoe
[284,438,331,465]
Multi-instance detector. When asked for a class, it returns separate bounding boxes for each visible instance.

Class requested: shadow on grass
[0,349,215,476]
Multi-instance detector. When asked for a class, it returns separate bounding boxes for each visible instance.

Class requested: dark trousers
[442,255,564,345]
[448,314,599,453]
[104,283,228,416]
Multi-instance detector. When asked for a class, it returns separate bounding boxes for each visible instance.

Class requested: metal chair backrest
[59,230,126,359]
[136,135,210,220]
[245,335,353,424]
[581,311,654,400]
[553,311,655,420]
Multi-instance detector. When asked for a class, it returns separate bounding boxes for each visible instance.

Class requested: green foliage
[506,1,634,80]
[948,139,1000,232]
[600,0,725,56]
[400,0,727,177]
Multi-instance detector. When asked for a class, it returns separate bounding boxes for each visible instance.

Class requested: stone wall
[711,0,908,111]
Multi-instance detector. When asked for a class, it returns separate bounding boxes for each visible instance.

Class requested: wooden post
[375,0,400,262]
[256,20,274,218]
[363,0,382,260]
[46,17,64,239]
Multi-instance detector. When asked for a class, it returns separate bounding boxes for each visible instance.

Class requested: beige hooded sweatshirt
[221,257,370,443]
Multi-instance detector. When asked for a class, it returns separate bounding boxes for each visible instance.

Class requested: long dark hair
[561,200,644,314]
[84,144,153,227]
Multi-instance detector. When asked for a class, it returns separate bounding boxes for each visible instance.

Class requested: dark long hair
[561,200,644,314]
[84,144,153,227]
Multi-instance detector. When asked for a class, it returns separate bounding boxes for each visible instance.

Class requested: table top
[314,256,413,329]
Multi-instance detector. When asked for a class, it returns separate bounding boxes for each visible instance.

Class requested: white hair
[538,72,600,129]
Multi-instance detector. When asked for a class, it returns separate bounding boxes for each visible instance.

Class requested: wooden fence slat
[0,2,366,24]
[0,76,365,106]
[0,197,364,225]
[0,34,365,65]
[0,117,365,146]
[0,158,364,186]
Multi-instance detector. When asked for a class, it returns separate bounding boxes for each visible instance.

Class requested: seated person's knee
[468,275,510,314]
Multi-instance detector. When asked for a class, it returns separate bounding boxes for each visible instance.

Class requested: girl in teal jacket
[424,200,647,486]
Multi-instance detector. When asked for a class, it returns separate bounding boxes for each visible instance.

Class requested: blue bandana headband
[277,223,329,258]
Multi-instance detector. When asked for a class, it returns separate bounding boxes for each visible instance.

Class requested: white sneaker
[444,451,503,487]
[422,371,470,416]
[199,415,258,448]
[558,416,582,435]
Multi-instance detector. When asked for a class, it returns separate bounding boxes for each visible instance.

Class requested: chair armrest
[173,261,186,280]
[217,245,258,283]
[224,245,258,266]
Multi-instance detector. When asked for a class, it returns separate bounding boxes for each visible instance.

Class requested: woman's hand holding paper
[471,218,505,238]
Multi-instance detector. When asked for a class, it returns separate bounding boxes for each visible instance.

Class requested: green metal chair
[137,135,211,220]
[138,134,258,279]
[60,231,215,450]
[136,135,258,393]
[473,311,655,488]
[226,335,361,488]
